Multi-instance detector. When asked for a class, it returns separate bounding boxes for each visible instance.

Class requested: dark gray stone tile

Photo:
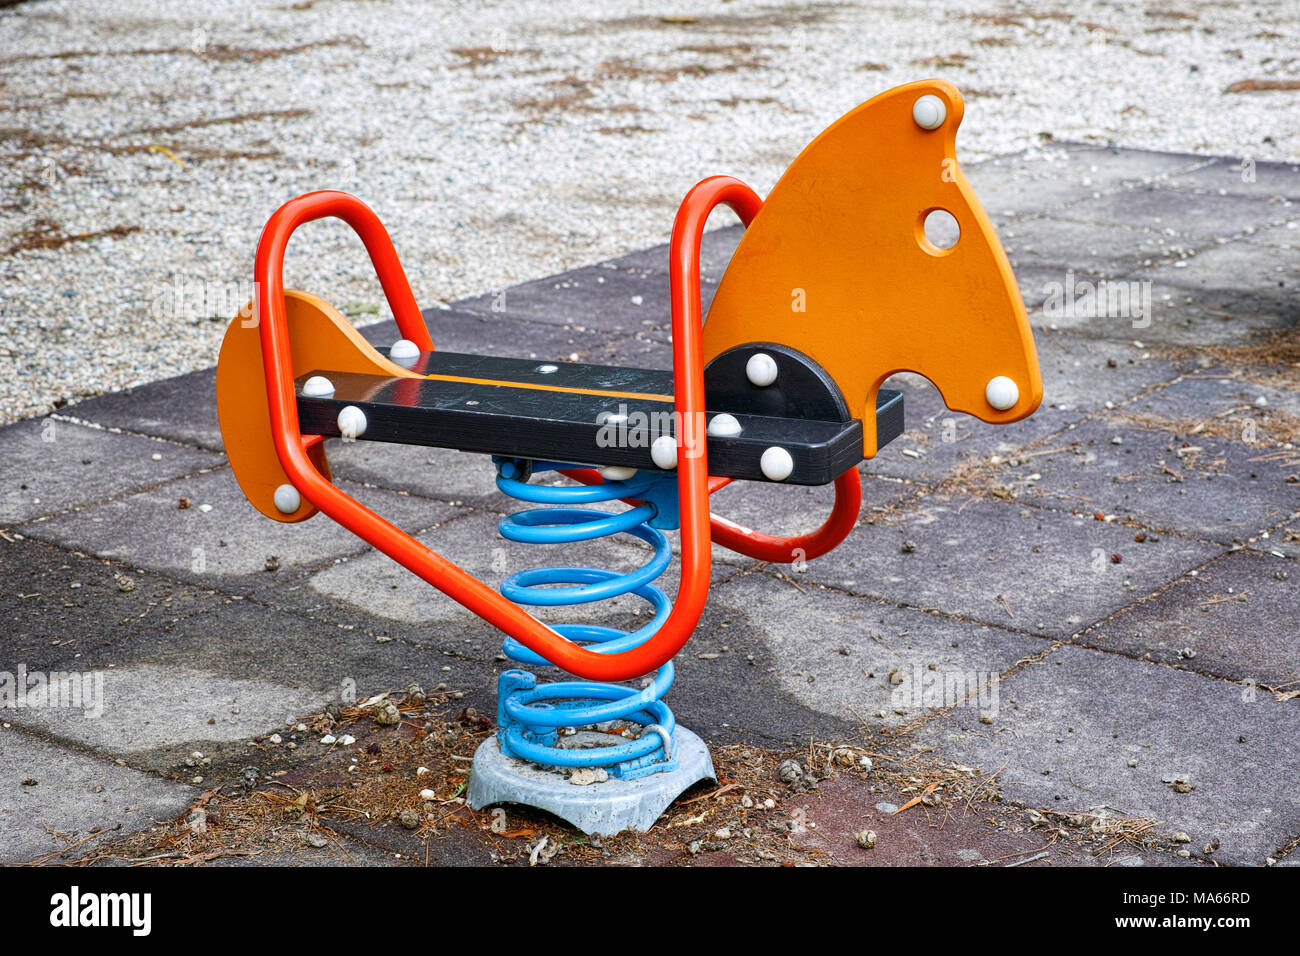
[1123,282,1296,346]
[1159,157,1300,201]
[999,418,1296,544]
[1078,549,1299,689]
[0,418,221,525]
[1143,238,1300,299]
[0,535,219,669]
[964,159,1106,219]
[1002,217,1188,277]
[869,336,1185,483]
[373,307,619,360]
[794,495,1221,638]
[1052,185,1291,242]
[1125,371,1300,421]
[1250,218,1300,250]
[601,224,744,283]
[590,332,672,370]
[22,466,464,595]
[453,264,710,335]
[30,597,499,771]
[68,367,222,451]
[1250,514,1300,560]
[690,572,1044,734]
[1016,144,1214,191]
[867,378,1075,484]
[918,644,1300,865]
[260,507,746,655]
[705,470,917,551]
[0,725,196,865]
[326,443,509,509]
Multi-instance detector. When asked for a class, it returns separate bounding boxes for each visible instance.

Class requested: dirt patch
[0,124,279,165]
[913,53,971,69]
[1150,330,1300,392]
[133,108,313,137]
[0,36,366,67]
[1226,79,1300,94]
[28,683,1188,867]
[4,218,140,256]
[566,4,842,37]
[595,54,770,84]
[449,47,542,68]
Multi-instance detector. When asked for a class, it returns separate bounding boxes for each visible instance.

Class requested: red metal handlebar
[253,186,759,682]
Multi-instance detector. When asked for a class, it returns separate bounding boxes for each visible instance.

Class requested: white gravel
[1,0,1297,424]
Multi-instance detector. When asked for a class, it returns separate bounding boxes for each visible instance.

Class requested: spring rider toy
[216,80,1041,834]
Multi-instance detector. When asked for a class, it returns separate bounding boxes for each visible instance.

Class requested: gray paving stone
[1249,218,1300,250]
[0,725,195,864]
[999,418,1296,544]
[0,417,221,525]
[260,508,746,649]
[5,663,332,761]
[326,442,510,510]
[697,572,1044,730]
[378,306,619,359]
[869,336,1184,483]
[792,495,1222,639]
[1124,371,1300,422]
[964,159,1106,219]
[22,466,464,594]
[1052,185,1291,242]
[1113,282,1296,346]
[601,332,673,371]
[454,263,711,335]
[918,644,1300,865]
[1001,217,1188,277]
[705,470,917,549]
[1013,144,1214,191]
[1159,156,1300,201]
[601,224,744,283]
[0,534,219,669]
[1078,549,1299,689]
[68,367,222,451]
[1250,514,1300,560]
[1143,238,1300,298]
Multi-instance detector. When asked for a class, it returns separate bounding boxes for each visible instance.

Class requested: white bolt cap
[651,435,678,470]
[913,94,946,130]
[302,375,335,398]
[985,376,1020,411]
[598,465,637,481]
[746,352,778,387]
[273,483,301,514]
[389,339,419,367]
[760,446,794,481]
[337,405,368,438]
[707,413,743,437]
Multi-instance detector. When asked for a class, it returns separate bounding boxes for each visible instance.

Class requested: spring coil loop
[491,458,680,779]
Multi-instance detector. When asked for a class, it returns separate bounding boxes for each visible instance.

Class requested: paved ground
[1,139,1297,866]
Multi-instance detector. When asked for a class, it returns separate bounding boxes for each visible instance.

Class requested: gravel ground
[1,0,1297,423]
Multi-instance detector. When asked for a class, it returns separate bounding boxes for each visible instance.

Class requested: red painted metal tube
[254,185,755,681]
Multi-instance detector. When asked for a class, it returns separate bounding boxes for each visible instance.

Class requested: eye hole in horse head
[918,208,961,254]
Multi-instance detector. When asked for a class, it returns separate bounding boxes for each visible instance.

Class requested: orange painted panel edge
[701,79,1042,459]
[215,289,421,522]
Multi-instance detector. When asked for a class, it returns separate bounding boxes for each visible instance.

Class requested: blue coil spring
[490,457,681,779]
